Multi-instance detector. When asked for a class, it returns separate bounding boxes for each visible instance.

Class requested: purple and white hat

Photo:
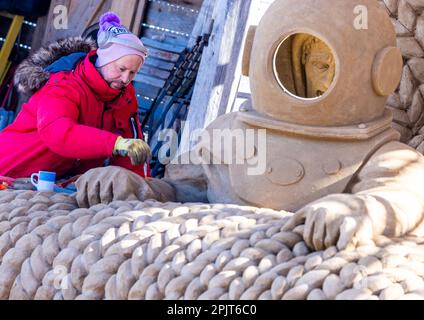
[95,12,148,68]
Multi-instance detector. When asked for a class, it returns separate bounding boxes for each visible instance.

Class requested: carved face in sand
[301,36,336,98]
[273,33,336,99]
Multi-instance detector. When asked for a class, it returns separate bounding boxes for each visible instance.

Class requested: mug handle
[30,173,39,188]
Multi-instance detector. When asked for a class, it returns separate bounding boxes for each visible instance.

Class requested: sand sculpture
[77,0,424,250]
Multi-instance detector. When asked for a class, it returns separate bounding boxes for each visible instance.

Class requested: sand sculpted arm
[283,141,424,251]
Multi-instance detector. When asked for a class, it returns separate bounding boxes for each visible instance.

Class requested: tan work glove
[113,136,152,166]
[76,166,176,208]
[282,194,376,251]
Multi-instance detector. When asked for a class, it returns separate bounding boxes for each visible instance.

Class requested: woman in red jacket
[0,13,151,179]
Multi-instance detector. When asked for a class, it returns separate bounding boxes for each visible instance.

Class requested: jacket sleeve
[37,83,119,159]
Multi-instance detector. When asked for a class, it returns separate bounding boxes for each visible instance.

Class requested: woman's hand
[113,136,152,165]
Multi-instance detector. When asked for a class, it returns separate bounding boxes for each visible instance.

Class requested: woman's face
[98,54,144,90]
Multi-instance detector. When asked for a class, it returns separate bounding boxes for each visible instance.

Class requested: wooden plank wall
[134,1,203,114]
[110,0,138,28]
[31,0,154,49]
[141,0,202,47]
[32,0,203,49]
[32,0,113,50]
[178,0,254,155]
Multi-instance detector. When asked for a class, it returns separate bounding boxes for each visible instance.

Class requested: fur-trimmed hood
[14,37,97,94]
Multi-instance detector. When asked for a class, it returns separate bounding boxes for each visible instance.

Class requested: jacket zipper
[130,117,138,139]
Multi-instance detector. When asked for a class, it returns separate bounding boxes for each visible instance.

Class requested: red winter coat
[0,50,148,178]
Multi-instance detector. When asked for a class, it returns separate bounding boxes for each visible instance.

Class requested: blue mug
[31,171,56,192]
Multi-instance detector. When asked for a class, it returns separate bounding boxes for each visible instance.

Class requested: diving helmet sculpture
[201,0,403,210]
[76,0,424,250]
